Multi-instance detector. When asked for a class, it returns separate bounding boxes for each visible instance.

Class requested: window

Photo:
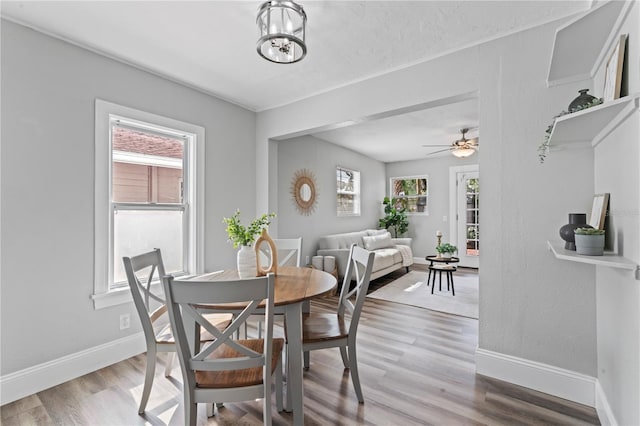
[336,166,360,216]
[93,100,204,309]
[390,176,428,214]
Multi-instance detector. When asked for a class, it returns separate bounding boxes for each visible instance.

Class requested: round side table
[425,256,460,293]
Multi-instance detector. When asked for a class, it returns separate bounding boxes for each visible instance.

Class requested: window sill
[91,282,158,310]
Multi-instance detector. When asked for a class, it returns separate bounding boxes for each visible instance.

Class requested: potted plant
[223,210,275,278]
[574,227,605,256]
[436,243,457,259]
[378,196,409,237]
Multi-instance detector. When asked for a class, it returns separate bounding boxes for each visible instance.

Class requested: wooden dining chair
[162,273,284,425]
[122,249,232,414]
[299,244,374,403]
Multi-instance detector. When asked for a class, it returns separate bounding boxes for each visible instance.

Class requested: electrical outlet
[119,313,131,330]
[442,216,448,222]
[305,255,310,265]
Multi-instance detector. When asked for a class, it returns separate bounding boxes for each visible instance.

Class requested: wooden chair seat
[196,338,285,388]
[301,313,350,343]
[155,313,233,344]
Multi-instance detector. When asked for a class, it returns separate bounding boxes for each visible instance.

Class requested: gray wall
[258,17,598,376]
[276,135,386,262]
[385,156,477,260]
[1,20,256,374]
[593,5,640,422]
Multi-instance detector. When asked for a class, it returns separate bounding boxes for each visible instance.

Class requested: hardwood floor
[2,292,599,425]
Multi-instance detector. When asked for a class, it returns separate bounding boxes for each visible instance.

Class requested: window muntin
[94,100,204,308]
[390,176,428,214]
[336,166,361,216]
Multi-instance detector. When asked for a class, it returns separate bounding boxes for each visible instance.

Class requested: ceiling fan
[422,128,479,158]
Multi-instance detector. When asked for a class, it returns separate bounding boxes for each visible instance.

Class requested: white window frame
[336,166,361,217]
[92,99,204,309]
[389,174,429,215]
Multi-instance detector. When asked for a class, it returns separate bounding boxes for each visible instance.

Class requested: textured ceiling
[1,1,588,162]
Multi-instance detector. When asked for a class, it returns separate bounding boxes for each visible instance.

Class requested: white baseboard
[413,257,428,265]
[0,333,145,405]
[595,379,618,425]
[475,347,596,407]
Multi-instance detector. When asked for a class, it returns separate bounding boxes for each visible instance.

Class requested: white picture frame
[603,34,626,102]
[589,193,609,230]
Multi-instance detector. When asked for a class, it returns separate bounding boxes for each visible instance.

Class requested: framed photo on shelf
[602,34,626,102]
[589,193,609,230]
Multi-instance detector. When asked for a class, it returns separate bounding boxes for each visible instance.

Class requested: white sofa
[317,229,413,281]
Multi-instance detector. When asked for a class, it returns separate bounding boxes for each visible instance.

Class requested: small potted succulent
[436,243,457,259]
[574,227,605,256]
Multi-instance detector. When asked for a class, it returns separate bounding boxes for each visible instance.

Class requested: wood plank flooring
[2,276,600,425]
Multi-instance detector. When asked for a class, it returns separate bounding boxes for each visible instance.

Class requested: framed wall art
[588,193,609,230]
[602,34,626,102]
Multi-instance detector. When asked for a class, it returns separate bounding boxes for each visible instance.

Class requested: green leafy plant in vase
[436,243,457,259]
[378,196,409,237]
[223,210,276,278]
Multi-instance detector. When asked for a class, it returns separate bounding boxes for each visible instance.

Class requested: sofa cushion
[317,231,368,250]
[362,232,395,251]
[366,229,388,236]
[371,248,403,271]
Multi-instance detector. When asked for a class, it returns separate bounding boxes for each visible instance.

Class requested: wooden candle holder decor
[255,229,278,276]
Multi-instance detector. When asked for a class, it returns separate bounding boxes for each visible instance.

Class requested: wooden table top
[192,266,337,308]
[426,256,460,263]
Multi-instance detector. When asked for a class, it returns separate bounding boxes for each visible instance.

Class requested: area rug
[367,269,479,319]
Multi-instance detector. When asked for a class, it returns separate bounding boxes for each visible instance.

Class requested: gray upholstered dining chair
[298,243,374,403]
[162,273,283,425]
[123,249,232,414]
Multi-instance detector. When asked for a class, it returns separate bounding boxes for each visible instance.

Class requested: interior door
[456,171,479,268]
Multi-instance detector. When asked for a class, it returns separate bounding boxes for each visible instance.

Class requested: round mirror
[291,169,318,215]
[299,183,311,202]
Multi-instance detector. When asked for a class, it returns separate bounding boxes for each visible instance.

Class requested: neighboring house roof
[113,127,183,159]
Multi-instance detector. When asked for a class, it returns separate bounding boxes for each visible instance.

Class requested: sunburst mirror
[291,169,318,215]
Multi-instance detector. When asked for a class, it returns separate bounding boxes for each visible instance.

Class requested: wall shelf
[548,94,640,149]
[547,241,639,279]
[547,1,630,87]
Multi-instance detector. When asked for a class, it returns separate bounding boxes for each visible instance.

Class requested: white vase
[237,245,257,278]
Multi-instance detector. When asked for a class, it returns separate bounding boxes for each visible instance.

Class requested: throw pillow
[362,232,394,251]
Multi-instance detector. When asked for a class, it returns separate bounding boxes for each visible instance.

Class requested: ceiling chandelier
[256,0,307,64]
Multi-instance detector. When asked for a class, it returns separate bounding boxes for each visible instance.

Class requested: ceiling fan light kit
[451,146,476,158]
[256,0,307,64]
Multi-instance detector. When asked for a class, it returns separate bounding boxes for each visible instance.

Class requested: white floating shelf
[547,1,630,87]
[547,241,639,279]
[548,94,640,148]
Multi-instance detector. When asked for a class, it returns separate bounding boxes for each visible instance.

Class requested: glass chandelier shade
[256,0,307,64]
[451,146,476,158]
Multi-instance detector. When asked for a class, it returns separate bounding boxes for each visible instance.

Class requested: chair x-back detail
[299,243,374,403]
[252,237,303,338]
[122,249,231,415]
[162,273,283,425]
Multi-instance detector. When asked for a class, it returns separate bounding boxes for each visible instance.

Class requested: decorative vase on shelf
[568,89,597,112]
[237,245,257,279]
[559,213,591,250]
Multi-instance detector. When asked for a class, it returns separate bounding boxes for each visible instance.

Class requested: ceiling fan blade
[424,147,453,156]
[421,144,453,147]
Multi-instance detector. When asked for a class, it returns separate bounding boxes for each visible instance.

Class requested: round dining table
[192,266,336,426]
